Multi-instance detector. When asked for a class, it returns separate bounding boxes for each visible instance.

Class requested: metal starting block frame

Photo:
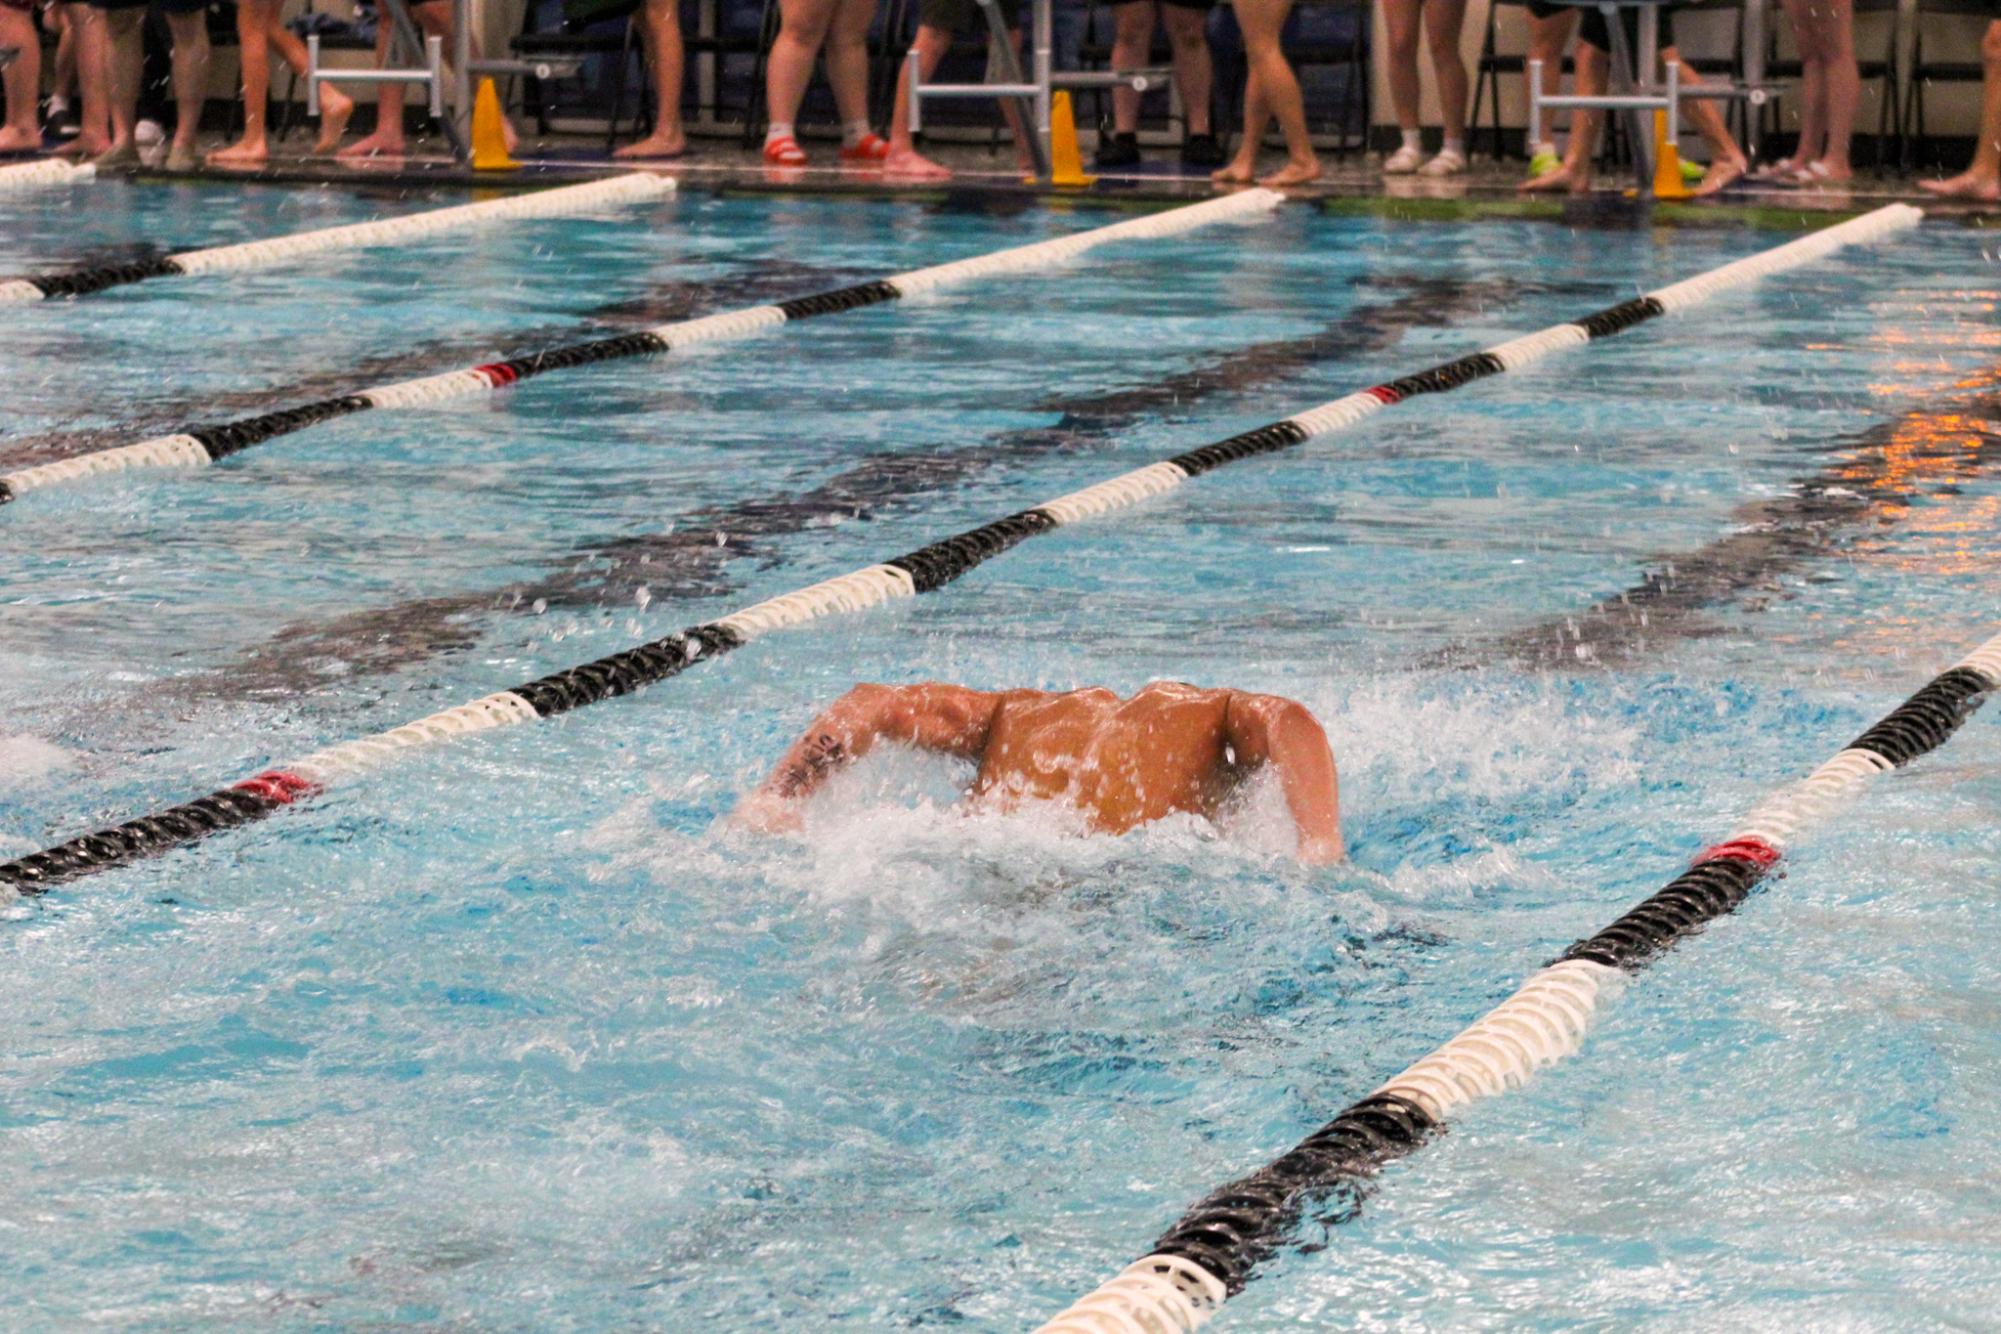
[908,0,1171,181]
[308,0,586,164]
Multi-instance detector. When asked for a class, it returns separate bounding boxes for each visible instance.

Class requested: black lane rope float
[1032,628,2000,1331]
[0,204,1919,895]
[0,190,1283,507]
[0,256,855,476]
[158,277,1526,704]
[0,173,674,303]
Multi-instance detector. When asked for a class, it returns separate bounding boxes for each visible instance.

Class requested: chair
[1902,0,1989,170]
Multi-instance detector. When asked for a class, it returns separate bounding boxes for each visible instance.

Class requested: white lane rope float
[0,171,674,305]
[0,189,1283,506]
[0,159,94,199]
[0,203,1921,894]
[1033,631,1999,1333]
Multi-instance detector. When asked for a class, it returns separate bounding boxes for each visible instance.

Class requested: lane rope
[0,172,674,305]
[0,159,93,203]
[1034,631,1998,1332]
[0,203,1920,894]
[0,189,1283,506]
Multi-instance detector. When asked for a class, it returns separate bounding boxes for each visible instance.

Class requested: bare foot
[614,128,686,160]
[57,134,110,160]
[1919,170,2001,201]
[1257,156,1321,187]
[1691,154,1747,198]
[0,125,38,153]
[1519,161,1589,194]
[312,87,354,154]
[884,147,951,180]
[502,115,520,154]
[1210,157,1255,184]
[337,127,405,159]
[207,135,269,167]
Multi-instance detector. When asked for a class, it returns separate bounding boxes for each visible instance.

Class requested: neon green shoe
[1527,149,1561,179]
[1680,156,1705,184]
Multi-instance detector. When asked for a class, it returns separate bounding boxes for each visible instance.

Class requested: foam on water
[0,193,1997,1326]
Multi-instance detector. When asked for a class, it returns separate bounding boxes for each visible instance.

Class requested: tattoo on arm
[774,732,848,797]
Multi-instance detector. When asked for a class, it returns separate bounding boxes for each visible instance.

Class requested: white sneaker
[1418,147,1467,177]
[1382,143,1423,175]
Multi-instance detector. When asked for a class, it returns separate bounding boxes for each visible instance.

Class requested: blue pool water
[2,180,1999,1328]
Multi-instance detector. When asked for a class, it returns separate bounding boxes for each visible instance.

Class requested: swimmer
[734,681,1343,864]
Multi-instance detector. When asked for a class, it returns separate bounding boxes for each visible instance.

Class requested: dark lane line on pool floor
[0,259,857,474]
[0,206,1921,893]
[1428,368,2001,670]
[153,276,1555,704]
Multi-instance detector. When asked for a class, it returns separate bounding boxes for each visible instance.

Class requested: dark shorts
[0,0,32,14]
[1578,3,1677,54]
[87,0,206,13]
[1523,0,1569,21]
[919,0,1020,32]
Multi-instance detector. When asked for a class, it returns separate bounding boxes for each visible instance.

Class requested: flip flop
[762,135,807,167]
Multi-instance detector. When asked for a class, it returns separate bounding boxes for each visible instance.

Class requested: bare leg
[996,25,1033,170]
[263,19,357,151]
[413,1,517,150]
[212,0,275,160]
[1234,0,1315,183]
[53,6,79,105]
[1520,39,1602,191]
[885,24,954,177]
[1213,64,1267,181]
[1108,0,1152,136]
[98,4,141,154]
[336,16,407,156]
[1672,53,1747,195]
[1920,20,2001,199]
[823,0,874,127]
[1524,8,1574,154]
[1381,0,1421,136]
[1422,0,1467,142]
[1809,0,1856,178]
[163,8,208,163]
[58,3,115,155]
[616,0,685,156]
[1779,0,1824,173]
[1161,3,1212,135]
[764,0,830,133]
[0,4,39,151]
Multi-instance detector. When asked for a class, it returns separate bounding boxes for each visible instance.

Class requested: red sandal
[762,135,808,167]
[838,133,890,163]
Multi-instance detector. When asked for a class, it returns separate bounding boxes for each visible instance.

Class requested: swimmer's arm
[1223,694,1344,865]
[735,684,1004,831]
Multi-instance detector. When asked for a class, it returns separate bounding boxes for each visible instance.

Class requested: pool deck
[80,132,2001,226]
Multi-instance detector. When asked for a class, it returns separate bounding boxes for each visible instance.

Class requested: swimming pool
[2,180,1998,1327]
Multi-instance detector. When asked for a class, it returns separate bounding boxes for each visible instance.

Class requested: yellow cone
[471,77,519,171]
[1049,91,1095,188]
[1651,108,1690,200]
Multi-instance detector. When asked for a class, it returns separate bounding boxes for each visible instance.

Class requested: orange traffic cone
[1652,109,1691,200]
[471,77,519,172]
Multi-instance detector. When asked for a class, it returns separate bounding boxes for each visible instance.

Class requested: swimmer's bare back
[733,682,1344,865]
